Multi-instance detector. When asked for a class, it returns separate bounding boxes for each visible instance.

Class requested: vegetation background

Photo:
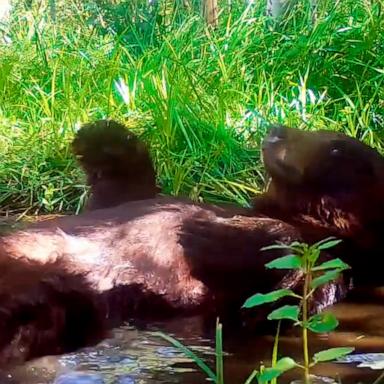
[0,0,383,214]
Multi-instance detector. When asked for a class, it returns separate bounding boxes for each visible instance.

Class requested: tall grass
[0,0,383,213]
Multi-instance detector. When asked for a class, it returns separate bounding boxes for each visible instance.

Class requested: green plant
[155,237,354,384]
[155,318,295,384]
[244,320,297,384]
[243,237,355,383]
[154,320,224,384]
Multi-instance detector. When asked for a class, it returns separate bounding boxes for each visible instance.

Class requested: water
[2,297,384,384]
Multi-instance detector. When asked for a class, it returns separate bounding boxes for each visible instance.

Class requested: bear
[183,124,384,304]
[252,124,384,288]
[0,120,324,367]
[0,121,376,367]
[0,196,310,367]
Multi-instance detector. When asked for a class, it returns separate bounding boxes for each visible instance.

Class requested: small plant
[156,237,355,384]
[154,319,225,384]
[155,319,295,384]
[243,237,355,383]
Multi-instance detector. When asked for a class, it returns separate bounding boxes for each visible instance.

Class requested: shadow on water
[2,298,384,384]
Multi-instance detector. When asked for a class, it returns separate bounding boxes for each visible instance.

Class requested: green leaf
[310,270,340,289]
[307,313,339,333]
[313,237,342,250]
[154,332,216,381]
[265,255,302,270]
[307,248,320,264]
[312,258,350,271]
[258,368,281,383]
[261,243,292,251]
[257,357,297,383]
[312,237,336,247]
[373,67,384,74]
[242,289,296,308]
[290,241,304,248]
[313,347,355,363]
[275,357,297,371]
[215,320,224,384]
[267,305,300,322]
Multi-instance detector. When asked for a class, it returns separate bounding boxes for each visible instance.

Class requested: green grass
[0,0,383,214]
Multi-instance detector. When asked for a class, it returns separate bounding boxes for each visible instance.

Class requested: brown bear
[0,121,317,367]
[183,125,384,305]
[0,121,377,367]
[0,196,309,366]
[253,124,384,287]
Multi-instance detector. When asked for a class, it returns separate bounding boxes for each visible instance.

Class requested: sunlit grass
[0,0,383,213]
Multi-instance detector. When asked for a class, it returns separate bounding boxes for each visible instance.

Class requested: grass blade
[154,331,217,382]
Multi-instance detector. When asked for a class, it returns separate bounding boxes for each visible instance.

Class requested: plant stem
[271,321,281,384]
[216,319,224,384]
[302,261,311,384]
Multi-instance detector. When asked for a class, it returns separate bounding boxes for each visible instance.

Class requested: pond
[2,295,384,384]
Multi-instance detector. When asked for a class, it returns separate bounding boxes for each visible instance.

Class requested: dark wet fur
[1,123,375,366]
[0,197,317,366]
[254,125,384,288]
[72,119,160,210]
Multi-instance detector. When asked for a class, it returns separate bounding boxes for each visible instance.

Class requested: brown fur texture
[253,125,384,287]
[72,119,160,210]
[0,197,315,366]
[0,123,361,366]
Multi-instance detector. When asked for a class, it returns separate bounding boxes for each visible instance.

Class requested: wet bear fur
[170,125,384,324]
[77,121,384,320]
[72,119,161,210]
[0,197,311,366]
[252,125,384,288]
[0,121,312,366]
[0,121,373,366]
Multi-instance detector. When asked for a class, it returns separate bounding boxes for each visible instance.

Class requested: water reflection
[2,298,384,384]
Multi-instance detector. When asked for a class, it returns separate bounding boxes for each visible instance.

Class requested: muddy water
[1,298,384,384]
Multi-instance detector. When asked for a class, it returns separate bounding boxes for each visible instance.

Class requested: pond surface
[2,297,384,384]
